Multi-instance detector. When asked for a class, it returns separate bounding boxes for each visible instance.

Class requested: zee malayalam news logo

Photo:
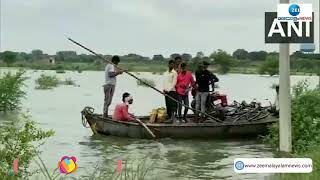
[265,3,314,43]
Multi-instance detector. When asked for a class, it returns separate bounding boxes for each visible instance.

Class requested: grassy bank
[262,81,320,179]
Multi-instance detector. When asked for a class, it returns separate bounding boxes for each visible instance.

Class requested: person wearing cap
[195,61,219,119]
[103,55,124,118]
[175,62,195,122]
[163,60,178,123]
[112,92,135,121]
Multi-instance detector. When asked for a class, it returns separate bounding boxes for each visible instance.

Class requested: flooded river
[1,69,319,179]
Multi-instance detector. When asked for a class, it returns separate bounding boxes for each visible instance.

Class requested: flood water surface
[1,69,319,179]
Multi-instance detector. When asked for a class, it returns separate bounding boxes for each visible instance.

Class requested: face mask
[124,96,133,105]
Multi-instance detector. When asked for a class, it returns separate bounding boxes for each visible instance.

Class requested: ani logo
[58,156,78,174]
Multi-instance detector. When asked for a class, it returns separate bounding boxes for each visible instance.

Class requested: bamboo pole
[68,38,222,122]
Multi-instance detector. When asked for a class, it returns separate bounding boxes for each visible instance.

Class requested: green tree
[170,53,180,59]
[0,71,27,111]
[1,51,17,65]
[210,49,233,74]
[196,51,204,59]
[232,49,248,60]
[258,56,279,76]
[181,53,192,61]
[31,49,43,56]
[152,54,165,61]
[248,51,268,61]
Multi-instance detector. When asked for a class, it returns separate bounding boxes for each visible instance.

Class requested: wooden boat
[81,107,278,139]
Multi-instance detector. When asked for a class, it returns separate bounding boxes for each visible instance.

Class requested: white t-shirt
[105,64,116,85]
[163,69,177,92]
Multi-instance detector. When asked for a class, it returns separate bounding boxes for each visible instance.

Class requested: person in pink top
[175,62,195,122]
[112,92,135,121]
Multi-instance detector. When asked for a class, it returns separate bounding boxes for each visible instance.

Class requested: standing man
[195,61,219,119]
[175,62,195,122]
[103,55,124,117]
[163,60,178,123]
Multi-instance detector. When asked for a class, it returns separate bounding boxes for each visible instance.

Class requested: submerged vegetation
[35,74,60,89]
[35,74,76,89]
[0,71,27,112]
[61,78,76,86]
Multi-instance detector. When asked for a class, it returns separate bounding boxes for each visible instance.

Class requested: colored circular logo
[58,156,78,174]
[235,161,245,170]
[288,4,300,16]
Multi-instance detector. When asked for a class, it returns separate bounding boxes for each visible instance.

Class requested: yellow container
[149,107,167,123]
[149,109,158,123]
[156,108,167,123]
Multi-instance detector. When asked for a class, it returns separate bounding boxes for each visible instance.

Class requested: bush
[0,71,27,112]
[263,80,320,153]
[258,56,279,76]
[0,115,54,178]
[35,74,60,89]
[210,49,233,74]
[61,78,76,86]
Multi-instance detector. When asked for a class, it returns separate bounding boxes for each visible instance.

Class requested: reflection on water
[1,69,318,179]
[78,136,273,180]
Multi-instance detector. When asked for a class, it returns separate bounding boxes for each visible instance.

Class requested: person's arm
[209,72,218,91]
[163,72,168,93]
[108,71,123,77]
[121,106,135,121]
[107,65,123,77]
[190,72,196,88]
[210,73,219,83]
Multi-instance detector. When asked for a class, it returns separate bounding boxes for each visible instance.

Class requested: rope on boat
[81,106,95,128]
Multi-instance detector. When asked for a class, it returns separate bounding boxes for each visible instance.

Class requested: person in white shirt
[103,56,124,117]
[163,60,178,123]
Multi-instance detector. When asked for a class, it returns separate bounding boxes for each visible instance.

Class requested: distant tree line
[0,49,319,75]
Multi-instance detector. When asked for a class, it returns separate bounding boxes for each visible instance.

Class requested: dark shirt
[195,70,219,92]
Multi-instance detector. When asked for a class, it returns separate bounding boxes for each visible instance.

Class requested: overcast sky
[0,0,319,57]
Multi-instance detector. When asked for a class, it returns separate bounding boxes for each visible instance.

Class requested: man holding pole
[103,55,124,117]
[163,60,178,123]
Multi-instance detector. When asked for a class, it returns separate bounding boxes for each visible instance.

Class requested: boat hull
[84,113,277,139]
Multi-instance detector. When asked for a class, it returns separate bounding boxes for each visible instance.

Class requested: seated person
[112,92,135,121]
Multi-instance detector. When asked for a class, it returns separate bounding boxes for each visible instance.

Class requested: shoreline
[1,65,318,76]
